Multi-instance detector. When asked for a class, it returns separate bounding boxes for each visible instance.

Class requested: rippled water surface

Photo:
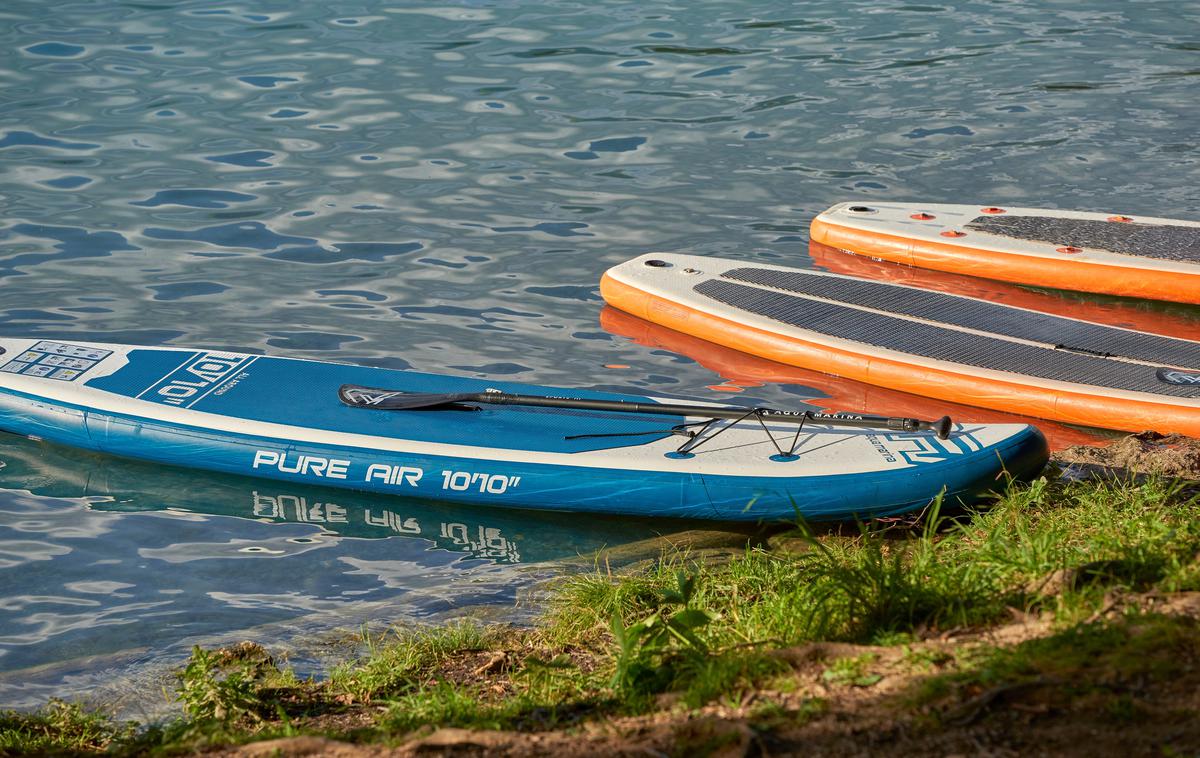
[2,0,1199,713]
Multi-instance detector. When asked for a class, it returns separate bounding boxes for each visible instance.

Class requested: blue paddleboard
[0,339,1047,521]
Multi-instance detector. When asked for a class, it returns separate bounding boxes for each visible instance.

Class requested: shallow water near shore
[0,432,735,718]
[2,0,1199,713]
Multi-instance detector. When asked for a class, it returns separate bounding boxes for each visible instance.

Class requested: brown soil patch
[1056,431,1200,479]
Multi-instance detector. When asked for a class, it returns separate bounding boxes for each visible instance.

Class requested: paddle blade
[339,384,482,410]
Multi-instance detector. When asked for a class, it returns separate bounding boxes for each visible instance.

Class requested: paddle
[339,384,953,439]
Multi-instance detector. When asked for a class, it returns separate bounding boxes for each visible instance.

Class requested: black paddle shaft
[338,384,953,439]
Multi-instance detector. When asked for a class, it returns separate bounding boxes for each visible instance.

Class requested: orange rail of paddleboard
[808,241,1200,341]
[810,216,1200,305]
[600,274,1200,438]
[599,306,1109,451]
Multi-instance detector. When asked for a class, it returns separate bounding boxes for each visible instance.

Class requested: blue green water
[2,0,1198,715]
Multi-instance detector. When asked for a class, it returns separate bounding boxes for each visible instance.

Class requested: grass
[328,618,496,703]
[2,474,1197,753]
[548,474,1200,646]
[0,700,136,754]
[378,682,509,734]
[820,653,883,687]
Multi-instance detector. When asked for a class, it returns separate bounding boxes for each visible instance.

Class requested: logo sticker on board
[136,352,255,408]
[0,341,112,381]
[881,427,984,465]
[1157,368,1200,386]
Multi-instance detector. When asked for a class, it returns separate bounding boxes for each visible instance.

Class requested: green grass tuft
[329,619,494,702]
[0,700,135,754]
[378,681,508,734]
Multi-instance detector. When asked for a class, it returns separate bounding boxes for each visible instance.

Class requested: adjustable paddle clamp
[804,412,952,440]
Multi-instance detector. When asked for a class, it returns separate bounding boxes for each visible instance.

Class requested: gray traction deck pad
[695,277,1200,398]
[963,215,1200,262]
[722,267,1200,368]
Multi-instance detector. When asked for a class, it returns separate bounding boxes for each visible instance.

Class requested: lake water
[2,0,1198,717]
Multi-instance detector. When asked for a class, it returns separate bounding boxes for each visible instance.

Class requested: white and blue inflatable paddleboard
[0,338,1047,521]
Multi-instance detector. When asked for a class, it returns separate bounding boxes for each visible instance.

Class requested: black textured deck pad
[963,215,1200,262]
[722,267,1200,368]
[693,279,1200,398]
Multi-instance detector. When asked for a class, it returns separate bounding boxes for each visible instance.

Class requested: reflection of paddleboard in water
[0,433,699,565]
[810,202,1200,304]
[598,306,1110,451]
[0,337,1045,521]
[601,252,1200,436]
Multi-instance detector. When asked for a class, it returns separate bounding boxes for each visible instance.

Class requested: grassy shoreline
[4,472,1200,755]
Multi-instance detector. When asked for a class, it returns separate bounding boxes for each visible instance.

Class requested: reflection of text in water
[252,491,520,563]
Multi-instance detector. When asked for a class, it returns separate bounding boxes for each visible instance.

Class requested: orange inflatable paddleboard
[601,253,1200,437]
[810,202,1200,304]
